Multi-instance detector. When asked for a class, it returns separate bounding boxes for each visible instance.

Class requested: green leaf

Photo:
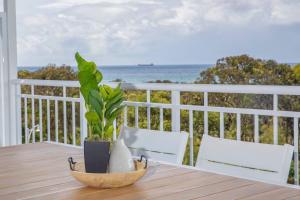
[80,86,90,102]
[99,85,108,100]
[84,61,97,73]
[95,71,103,83]
[103,85,113,95]
[88,90,103,118]
[105,106,124,127]
[90,89,103,104]
[104,125,114,138]
[108,85,122,98]
[85,111,99,123]
[79,78,99,103]
[106,92,123,111]
[75,52,86,68]
[75,52,97,73]
[78,71,93,86]
[105,97,123,118]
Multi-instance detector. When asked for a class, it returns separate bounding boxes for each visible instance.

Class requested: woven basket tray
[68,158,147,189]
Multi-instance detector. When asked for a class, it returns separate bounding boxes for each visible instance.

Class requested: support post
[0,12,7,146]
[0,0,18,146]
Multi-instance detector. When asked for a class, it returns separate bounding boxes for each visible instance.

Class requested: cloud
[160,0,300,32]
[16,0,300,65]
[270,0,300,25]
[38,0,162,10]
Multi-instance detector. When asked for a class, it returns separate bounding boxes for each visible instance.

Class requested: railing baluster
[135,106,139,128]
[72,101,76,146]
[16,84,22,144]
[294,117,299,185]
[39,98,43,142]
[189,110,194,166]
[254,115,259,143]
[160,107,163,131]
[220,112,224,139]
[124,106,128,126]
[80,94,88,146]
[147,90,151,129]
[63,86,67,144]
[47,99,50,142]
[237,113,241,141]
[204,92,208,135]
[273,94,278,145]
[24,97,28,144]
[171,90,180,132]
[55,100,58,143]
[31,85,35,143]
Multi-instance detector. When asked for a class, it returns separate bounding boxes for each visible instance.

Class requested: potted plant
[75,52,125,173]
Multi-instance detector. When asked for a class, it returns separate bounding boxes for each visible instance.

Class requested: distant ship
[137,63,154,67]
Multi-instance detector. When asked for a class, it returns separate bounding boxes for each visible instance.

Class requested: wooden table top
[0,143,299,200]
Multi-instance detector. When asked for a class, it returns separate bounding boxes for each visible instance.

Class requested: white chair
[119,126,189,165]
[196,134,294,184]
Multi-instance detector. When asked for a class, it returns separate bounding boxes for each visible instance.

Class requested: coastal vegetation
[18,55,300,183]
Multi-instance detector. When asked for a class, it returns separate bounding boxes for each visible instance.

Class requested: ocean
[18,64,212,83]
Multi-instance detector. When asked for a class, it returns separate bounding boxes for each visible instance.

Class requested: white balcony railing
[14,79,300,185]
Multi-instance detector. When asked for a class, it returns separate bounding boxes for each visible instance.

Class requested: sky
[15,0,300,66]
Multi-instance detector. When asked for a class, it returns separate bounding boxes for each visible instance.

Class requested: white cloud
[16,0,300,65]
[270,0,300,25]
[38,0,162,9]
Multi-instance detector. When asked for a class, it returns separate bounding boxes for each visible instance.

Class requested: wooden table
[0,143,299,200]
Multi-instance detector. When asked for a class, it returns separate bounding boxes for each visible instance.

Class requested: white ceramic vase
[109,139,135,173]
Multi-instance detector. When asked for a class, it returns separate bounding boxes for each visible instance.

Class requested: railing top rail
[14,79,80,87]
[14,79,300,95]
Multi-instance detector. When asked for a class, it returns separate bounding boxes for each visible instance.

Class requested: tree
[196,55,297,85]
[293,63,300,82]
[18,64,77,81]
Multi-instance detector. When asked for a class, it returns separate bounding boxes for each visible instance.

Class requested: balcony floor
[0,143,299,200]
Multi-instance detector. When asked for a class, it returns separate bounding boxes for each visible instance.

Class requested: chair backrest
[119,126,189,165]
[196,134,294,184]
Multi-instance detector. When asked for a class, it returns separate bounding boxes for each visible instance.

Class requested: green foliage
[196,55,296,85]
[293,64,300,82]
[75,52,124,141]
[18,64,78,81]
